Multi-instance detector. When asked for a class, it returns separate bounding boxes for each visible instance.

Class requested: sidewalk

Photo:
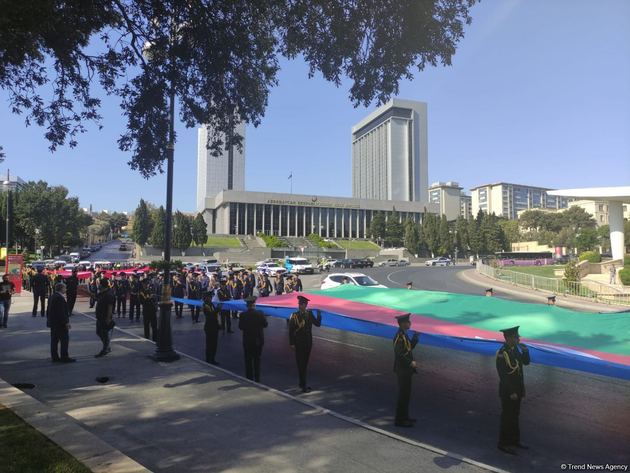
[459,268,629,312]
[0,294,503,473]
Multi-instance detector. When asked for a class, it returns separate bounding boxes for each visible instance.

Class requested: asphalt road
[87,240,132,263]
[100,261,629,472]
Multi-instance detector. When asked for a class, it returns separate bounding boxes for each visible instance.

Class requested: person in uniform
[258,272,272,297]
[238,295,268,382]
[393,313,419,427]
[288,295,322,393]
[293,274,303,292]
[129,273,141,322]
[88,271,99,308]
[140,279,158,341]
[216,278,232,333]
[496,326,530,455]
[0,273,16,328]
[48,282,75,363]
[95,278,116,357]
[172,275,186,319]
[274,273,284,296]
[202,292,221,365]
[64,268,79,316]
[31,267,50,317]
[187,274,202,323]
[228,273,243,321]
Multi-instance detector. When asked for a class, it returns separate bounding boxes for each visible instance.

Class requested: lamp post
[3,170,11,265]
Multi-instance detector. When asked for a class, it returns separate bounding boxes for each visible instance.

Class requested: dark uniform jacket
[130,280,141,296]
[188,280,201,300]
[31,273,50,294]
[172,282,186,298]
[65,275,79,295]
[393,328,418,375]
[288,309,322,347]
[229,279,243,299]
[496,344,530,398]
[114,279,130,298]
[217,287,231,302]
[238,308,268,347]
[47,291,69,331]
[95,288,115,329]
[203,302,221,332]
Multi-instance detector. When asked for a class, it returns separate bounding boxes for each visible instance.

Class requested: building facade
[0,175,25,192]
[196,122,246,212]
[517,199,630,227]
[351,99,428,202]
[428,181,471,221]
[460,194,473,219]
[470,182,568,219]
[201,190,439,238]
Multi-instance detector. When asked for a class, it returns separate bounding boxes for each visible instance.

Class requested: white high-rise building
[351,99,428,202]
[196,123,246,213]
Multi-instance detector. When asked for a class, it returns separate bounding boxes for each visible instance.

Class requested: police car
[284,257,314,274]
[256,262,287,277]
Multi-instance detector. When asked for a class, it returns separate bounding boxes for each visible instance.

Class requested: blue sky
[1,0,629,214]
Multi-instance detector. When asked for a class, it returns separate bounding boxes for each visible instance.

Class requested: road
[98,259,629,472]
[87,239,133,263]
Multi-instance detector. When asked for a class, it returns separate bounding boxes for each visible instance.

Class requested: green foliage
[368,212,386,242]
[203,235,241,248]
[257,232,285,249]
[563,261,581,283]
[191,213,208,247]
[149,260,183,271]
[132,199,151,246]
[578,251,601,263]
[149,206,166,249]
[619,268,630,286]
[335,240,379,250]
[575,228,599,253]
[624,254,630,266]
[499,219,521,246]
[403,220,420,254]
[172,211,192,252]
[422,213,441,256]
[385,212,403,247]
[438,215,452,255]
[519,207,597,251]
[454,216,469,253]
[307,233,336,248]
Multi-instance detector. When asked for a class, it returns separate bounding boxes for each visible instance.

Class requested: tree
[368,212,386,244]
[596,225,610,253]
[172,211,192,254]
[454,216,469,255]
[560,206,597,232]
[437,215,452,255]
[1,1,476,176]
[191,213,208,249]
[149,206,166,249]
[467,211,483,256]
[575,228,598,253]
[422,213,440,257]
[403,219,420,255]
[132,199,152,246]
[499,219,521,247]
[385,212,403,248]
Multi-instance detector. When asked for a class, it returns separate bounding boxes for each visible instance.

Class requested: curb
[76,308,507,473]
[0,377,151,473]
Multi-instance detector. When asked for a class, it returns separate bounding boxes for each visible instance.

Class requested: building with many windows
[201,190,438,238]
[470,182,568,219]
[460,194,473,219]
[428,181,472,221]
[0,174,25,192]
[196,122,246,212]
[351,99,428,202]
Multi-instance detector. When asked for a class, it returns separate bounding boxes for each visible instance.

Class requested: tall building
[460,194,472,219]
[351,99,428,202]
[196,123,246,213]
[428,181,470,221]
[470,182,568,219]
[0,174,25,192]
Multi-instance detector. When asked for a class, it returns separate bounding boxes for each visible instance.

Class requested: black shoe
[210,361,220,366]
[514,443,529,450]
[498,445,517,455]
[227,330,234,333]
[52,358,61,363]
[95,351,105,358]
[395,420,414,427]
[32,314,37,317]
[60,358,76,363]
[301,386,312,393]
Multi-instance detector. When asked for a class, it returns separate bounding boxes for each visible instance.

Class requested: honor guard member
[238,295,268,382]
[139,279,158,341]
[274,273,284,296]
[88,272,99,308]
[31,267,50,317]
[496,326,530,455]
[288,295,322,393]
[258,272,273,297]
[172,275,186,319]
[114,273,130,318]
[187,274,202,323]
[216,278,233,333]
[129,273,141,322]
[228,273,243,321]
[393,313,419,427]
[202,292,221,365]
[65,268,79,316]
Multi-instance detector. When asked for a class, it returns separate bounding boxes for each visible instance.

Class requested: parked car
[63,263,78,271]
[285,257,314,274]
[357,258,374,268]
[397,258,410,267]
[335,259,359,269]
[119,243,128,251]
[77,261,92,270]
[256,262,287,277]
[425,257,452,267]
[317,259,338,271]
[321,272,387,290]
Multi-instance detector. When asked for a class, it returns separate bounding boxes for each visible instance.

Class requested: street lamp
[3,171,11,265]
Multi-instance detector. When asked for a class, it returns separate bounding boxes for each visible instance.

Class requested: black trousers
[174,301,184,318]
[220,310,231,332]
[51,329,69,360]
[395,372,413,422]
[205,328,218,363]
[129,295,140,320]
[116,297,127,316]
[244,343,263,382]
[143,312,158,341]
[295,343,312,388]
[32,291,46,316]
[499,396,521,447]
[67,292,77,315]
[189,302,200,321]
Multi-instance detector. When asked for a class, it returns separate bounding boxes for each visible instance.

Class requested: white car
[321,273,387,290]
[256,262,287,277]
[285,257,314,274]
[78,261,92,270]
[425,257,452,267]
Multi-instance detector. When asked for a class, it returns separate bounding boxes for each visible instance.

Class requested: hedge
[578,251,601,263]
[619,268,630,286]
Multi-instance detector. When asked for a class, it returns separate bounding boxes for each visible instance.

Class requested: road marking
[385,269,408,286]
[312,336,374,351]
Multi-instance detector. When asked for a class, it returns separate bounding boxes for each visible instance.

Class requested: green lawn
[192,235,241,248]
[502,265,564,278]
[0,406,91,473]
[335,240,380,250]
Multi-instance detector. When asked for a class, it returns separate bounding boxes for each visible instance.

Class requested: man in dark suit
[48,282,75,363]
[288,295,322,393]
[238,296,268,382]
[65,268,79,316]
[31,267,50,317]
[496,326,530,455]
[393,313,419,427]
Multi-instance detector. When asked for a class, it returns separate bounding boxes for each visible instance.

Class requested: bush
[624,254,630,266]
[257,232,285,249]
[578,251,601,263]
[619,268,630,286]
[563,261,581,283]
[307,233,337,248]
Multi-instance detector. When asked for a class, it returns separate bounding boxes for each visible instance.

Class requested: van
[285,257,314,275]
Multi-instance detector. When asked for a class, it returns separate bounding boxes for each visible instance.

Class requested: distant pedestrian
[65,269,79,316]
[203,293,221,365]
[48,282,75,363]
[496,326,530,455]
[239,296,268,382]
[95,278,116,358]
[609,265,617,285]
[393,313,419,427]
[406,282,413,290]
[129,273,141,322]
[288,295,322,393]
[0,274,16,328]
[31,267,50,317]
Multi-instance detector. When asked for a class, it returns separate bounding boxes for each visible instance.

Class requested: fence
[477,263,630,307]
